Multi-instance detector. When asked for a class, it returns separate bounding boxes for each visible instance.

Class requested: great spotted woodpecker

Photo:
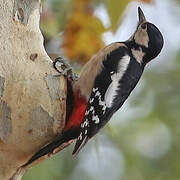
[24,7,163,166]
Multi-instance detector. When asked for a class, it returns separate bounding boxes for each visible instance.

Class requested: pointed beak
[138,7,146,24]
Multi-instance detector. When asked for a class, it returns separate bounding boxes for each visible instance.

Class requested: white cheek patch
[104,55,130,108]
[134,28,149,48]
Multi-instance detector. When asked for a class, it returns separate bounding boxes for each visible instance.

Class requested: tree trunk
[0,0,69,179]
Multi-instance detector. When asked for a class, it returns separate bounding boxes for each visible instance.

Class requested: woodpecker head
[131,7,164,64]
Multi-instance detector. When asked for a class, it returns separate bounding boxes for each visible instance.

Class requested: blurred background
[23,0,180,179]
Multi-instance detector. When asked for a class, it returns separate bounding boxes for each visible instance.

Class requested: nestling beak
[138,7,146,24]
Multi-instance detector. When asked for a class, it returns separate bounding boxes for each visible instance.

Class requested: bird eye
[141,23,147,29]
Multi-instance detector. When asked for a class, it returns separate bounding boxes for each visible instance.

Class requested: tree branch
[0,0,69,179]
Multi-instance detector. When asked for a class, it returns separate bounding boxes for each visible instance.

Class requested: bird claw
[53,57,79,81]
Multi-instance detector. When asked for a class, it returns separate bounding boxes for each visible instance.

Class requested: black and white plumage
[72,7,164,155]
[23,7,164,166]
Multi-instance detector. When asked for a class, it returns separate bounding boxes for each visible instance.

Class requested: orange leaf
[63,0,105,63]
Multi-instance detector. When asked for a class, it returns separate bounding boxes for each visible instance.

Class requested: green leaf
[104,0,131,32]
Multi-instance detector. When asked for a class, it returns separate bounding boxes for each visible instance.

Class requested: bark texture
[0,0,68,179]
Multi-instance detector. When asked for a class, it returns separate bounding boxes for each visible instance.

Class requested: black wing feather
[73,46,131,155]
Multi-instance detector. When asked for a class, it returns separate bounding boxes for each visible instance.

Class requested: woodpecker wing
[72,86,108,155]
[72,45,143,155]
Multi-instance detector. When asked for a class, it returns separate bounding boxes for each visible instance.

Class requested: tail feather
[23,135,66,167]
[72,136,89,156]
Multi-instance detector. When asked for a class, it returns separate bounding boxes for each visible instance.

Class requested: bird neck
[124,40,147,67]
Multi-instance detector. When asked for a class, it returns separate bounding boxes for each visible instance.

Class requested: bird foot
[53,57,79,81]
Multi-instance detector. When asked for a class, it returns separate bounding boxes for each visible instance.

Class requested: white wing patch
[104,79,119,108]
[105,55,130,108]
[92,115,100,124]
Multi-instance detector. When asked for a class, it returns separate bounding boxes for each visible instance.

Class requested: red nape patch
[64,93,87,131]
